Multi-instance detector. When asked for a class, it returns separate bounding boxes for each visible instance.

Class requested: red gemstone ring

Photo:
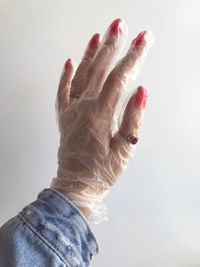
[127,134,138,145]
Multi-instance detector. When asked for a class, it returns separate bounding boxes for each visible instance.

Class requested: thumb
[111,85,148,161]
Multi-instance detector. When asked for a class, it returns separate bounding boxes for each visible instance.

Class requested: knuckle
[83,52,93,63]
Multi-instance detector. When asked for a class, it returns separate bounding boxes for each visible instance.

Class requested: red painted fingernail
[88,33,100,49]
[135,86,148,109]
[108,18,122,35]
[64,58,71,70]
[131,30,147,46]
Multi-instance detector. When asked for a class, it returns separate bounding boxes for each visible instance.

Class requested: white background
[0,0,200,266]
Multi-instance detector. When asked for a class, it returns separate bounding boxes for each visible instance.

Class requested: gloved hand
[51,18,154,223]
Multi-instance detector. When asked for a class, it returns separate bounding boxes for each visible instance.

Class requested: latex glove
[51,18,154,223]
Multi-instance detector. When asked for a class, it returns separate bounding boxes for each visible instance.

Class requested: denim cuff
[18,188,99,266]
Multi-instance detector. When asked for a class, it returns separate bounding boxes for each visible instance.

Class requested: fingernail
[64,58,71,70]
[131,30,147,46]
[108,18,122,35]
[88,33,100,49]
[135,86,148,109]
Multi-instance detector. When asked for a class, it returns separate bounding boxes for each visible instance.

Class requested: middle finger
[82,18,128,98]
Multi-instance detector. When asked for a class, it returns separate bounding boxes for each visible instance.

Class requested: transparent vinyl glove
[51,18,154,224]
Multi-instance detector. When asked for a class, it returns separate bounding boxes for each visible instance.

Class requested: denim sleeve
[0,188,99,267]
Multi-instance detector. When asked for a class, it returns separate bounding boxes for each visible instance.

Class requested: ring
[69,92,80,99]
[127,134,138,145]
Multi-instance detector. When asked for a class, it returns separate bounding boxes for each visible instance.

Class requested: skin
[55,18,148,219]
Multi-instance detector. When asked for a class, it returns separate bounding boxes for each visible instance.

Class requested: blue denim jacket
[0,189,99,267]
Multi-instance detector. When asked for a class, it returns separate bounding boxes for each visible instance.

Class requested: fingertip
[88,33,101,49]
[108,18,122,35]
[64,58,72,71]
[135,85,148,109]
[131,31,147,46]
[108,18,128,37]
[138,85,147,95]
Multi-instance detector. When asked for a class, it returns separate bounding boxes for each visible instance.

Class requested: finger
[110,86,147,163]
[98,30,154,115]
[70,33,101,99]
[82,18,128,97]
[56,58,74,113]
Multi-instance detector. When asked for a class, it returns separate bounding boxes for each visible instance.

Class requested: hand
[51,18,154,223]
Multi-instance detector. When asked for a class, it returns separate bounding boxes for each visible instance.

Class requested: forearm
[0,189,98,266]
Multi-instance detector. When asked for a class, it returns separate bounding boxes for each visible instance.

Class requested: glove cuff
[50,178,109,224]
[64,192,109,224]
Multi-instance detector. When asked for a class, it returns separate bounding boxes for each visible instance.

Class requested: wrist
[76,206,90,219]
[50,179,109,223]
[51,187,90,219]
